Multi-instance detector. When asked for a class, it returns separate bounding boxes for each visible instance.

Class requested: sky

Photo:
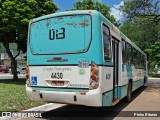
[53,0,124,21]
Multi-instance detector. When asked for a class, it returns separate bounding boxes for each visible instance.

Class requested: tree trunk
[10,58,18,80]
[3,35,18,81]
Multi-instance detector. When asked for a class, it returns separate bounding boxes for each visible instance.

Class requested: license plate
[51,81,64,86]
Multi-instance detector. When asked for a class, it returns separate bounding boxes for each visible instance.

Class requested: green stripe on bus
[31,86,89,92]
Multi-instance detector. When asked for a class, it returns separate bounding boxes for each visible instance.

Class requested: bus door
[112,37,119,101]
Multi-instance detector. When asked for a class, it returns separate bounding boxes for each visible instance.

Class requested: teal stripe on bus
[132,79,144,91]
[102,90,113,106]
[31,86,89,92]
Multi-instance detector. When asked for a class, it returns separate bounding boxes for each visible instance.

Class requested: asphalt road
[0,72,25,79]
[17,78,160,120]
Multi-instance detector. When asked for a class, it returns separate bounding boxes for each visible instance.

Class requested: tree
[145,42,160,68]
[120,20,148,49]
[0,0,58,80]
[120,0,160,68]
[120,0,160,25]
[71,0,120,27]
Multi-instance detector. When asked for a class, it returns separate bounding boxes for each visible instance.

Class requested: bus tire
[126,82,132,103]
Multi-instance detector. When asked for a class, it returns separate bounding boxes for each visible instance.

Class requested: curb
[23,103,66,111]
[148,77,160,80]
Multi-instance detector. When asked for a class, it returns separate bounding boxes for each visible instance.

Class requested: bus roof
[30,10,96,23]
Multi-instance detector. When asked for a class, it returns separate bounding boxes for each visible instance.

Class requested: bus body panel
[101,66,113,93]
[27,11,103,89]
[26,85,102,106]
[29,66,91,88]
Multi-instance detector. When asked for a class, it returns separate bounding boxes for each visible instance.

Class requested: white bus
[26,10,148,106]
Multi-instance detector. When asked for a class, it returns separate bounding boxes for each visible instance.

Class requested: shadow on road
[42,87,146,120]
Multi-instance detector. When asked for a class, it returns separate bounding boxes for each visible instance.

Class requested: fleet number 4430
[51,72,63,79]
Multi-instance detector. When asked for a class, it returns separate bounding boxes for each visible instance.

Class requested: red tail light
[90,62,99,89]
[26,74,29,79]
[91,75,97,81]
[26,66,30,86]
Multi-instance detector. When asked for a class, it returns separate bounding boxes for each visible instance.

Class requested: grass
[0,79,46,112]
[149,74,160,78]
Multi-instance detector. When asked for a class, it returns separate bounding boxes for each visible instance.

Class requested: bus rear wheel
[126,82,132,103]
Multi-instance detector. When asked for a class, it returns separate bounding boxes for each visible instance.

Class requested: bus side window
[141,54,145,68]
[122,40,127,64]
[135,50,139,67]
[137,52,141,67]
[132,48,137,65]
[102,24,111,61]
[130,46,133,65]
[126,43,132,64]
[142,55,145,68]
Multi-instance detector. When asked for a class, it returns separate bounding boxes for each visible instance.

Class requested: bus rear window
[102,24,111,61]
[29,15,91,54]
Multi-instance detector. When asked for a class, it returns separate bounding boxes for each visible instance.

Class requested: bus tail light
[91,74,97,81]
[26,74,29,79]
[89,62,99,89]
[91,67,98,74]
[26,66,31,86]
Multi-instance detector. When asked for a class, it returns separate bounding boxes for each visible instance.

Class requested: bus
[26,10,148,107]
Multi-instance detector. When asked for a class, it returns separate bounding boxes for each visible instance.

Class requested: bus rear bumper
[26,85,102,107]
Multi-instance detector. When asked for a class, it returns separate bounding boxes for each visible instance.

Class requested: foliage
[120,0,160,68]
[120,20,144,48]
[71,0,120,27]
[120,0,160,25]
[0,0,58,80]
[149,73,160,78]
[0,0,58,43]
[145,42,160,68]
[152,68,159,74]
